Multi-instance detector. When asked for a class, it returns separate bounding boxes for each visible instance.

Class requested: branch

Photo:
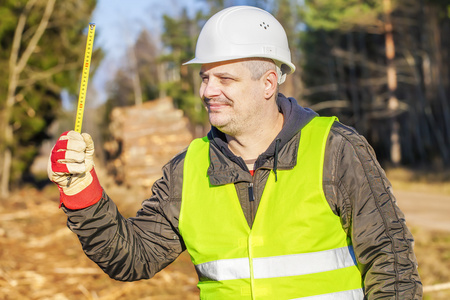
[45,81,63,95]
[309,100,351,111]
[15,0,56,75]
[6,0,39,110]
[331,47,386,73]
[9,0,38,74]
[18,61,79,87]
[302,83,338,96]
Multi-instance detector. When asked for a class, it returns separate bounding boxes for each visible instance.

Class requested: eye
[220,77,234,84]
[201,76,209,83]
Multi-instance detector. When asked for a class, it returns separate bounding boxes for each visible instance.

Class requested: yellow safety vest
[179,117,364,299]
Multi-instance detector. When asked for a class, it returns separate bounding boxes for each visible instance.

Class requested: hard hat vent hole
[260,22,270,30]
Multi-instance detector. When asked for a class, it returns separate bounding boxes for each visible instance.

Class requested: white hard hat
[183,6,295,84]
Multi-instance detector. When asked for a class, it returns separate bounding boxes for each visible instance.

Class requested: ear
[263,70,278,100]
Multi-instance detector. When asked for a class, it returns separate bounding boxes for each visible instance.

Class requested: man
[48,6,422,299]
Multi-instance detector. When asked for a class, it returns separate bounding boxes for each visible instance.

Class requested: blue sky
[85,0,205,106]
[91,0,206,60]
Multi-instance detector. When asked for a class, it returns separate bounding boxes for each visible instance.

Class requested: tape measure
[74,23,96,133]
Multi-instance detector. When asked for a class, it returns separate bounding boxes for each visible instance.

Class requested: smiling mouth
[204,98,232,111]
[208,102,227,109]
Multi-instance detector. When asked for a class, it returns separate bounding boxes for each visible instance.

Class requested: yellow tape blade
[74,23,96,133]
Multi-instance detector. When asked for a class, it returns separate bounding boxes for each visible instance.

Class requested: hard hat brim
[183,56,295,75]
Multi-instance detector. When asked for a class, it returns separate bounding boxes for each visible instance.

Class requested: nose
[200,78,221,100]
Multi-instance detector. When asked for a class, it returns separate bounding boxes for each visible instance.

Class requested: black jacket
[64,94,422,299]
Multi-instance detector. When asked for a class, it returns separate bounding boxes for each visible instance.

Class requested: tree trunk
[429,4,450,164]
[423,3,449,164]
[357,30,371,136]
[129,46,143,106]
[383,0,401,165]
[346,32,361,130]
[0,0,55,198]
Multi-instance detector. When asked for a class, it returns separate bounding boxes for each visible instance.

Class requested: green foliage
[302,0,384,31]
[161,9,197,67]
[161,81,206,126]
[158,8,208,127]
[135,30,160,101]
[0,0,100,187]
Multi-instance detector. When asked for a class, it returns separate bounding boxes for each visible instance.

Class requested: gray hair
[242,58,277,80]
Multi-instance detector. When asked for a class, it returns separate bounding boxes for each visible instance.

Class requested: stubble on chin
[204,97,242,135]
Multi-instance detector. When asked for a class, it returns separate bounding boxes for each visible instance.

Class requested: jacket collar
[207,94,318,185]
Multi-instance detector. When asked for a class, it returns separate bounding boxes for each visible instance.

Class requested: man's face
[199,60,266,136]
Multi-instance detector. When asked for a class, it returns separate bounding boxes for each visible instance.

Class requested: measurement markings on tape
[74,23,96,133]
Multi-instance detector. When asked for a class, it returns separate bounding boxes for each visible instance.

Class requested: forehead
[200,59,250,75]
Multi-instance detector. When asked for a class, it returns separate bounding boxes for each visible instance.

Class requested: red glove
[47,131,102,209]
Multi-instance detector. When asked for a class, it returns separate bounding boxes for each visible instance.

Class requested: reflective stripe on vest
[180,116,364,299]
[196,246,357,281]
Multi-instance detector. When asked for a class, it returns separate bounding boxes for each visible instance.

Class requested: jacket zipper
[248,182,255,299]
[248,181,256,229]
[248,182,255,202]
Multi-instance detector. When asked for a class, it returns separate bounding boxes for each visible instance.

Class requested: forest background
[1,0,450,299]
[1,0,450,195]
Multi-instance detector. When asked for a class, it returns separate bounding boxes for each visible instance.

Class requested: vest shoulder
[165,147,188,172]
[329,121,368,147]
[327,121,378,168]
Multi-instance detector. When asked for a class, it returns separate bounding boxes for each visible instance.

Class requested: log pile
[105,97,193,188]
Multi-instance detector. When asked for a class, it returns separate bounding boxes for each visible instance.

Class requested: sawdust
[1,180,449,299]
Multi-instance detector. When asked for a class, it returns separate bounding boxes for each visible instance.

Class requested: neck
[226,111,284,161]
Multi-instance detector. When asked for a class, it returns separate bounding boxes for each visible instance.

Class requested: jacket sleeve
[323,122,422,299]
[62,151,187,281]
